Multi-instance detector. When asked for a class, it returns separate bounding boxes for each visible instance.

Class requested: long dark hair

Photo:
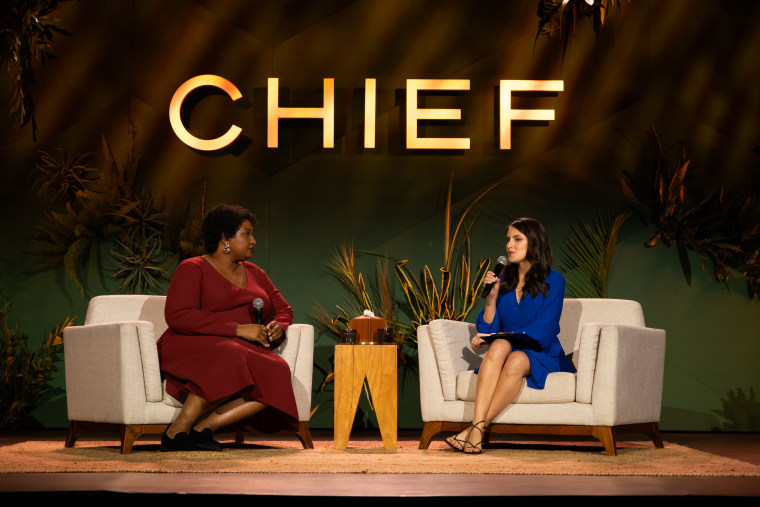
[499,217,553,298]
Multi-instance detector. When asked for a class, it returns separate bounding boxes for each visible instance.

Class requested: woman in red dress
[157,204,298,452]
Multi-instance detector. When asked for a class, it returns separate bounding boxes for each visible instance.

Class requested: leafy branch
[31,121,177,295]
[0,0,74,140]
[0,300,74,429]
[621,126,760,298]
[535,0,627,61]
[561,208,632,298]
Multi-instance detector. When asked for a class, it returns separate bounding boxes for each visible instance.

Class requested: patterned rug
[2,437,759,476]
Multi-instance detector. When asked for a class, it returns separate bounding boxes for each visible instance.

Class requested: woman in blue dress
[446,217,574,453]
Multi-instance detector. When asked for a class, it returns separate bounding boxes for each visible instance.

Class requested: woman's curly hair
[202,204,258,254]
[499,217,553,298]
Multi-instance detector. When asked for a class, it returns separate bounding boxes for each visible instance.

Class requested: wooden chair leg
[234,431,245,444]
[592,426,617,456]
[419,422,472,449]
[419,422,442,449]
[120,425,142,454]
[65,421,80,448]
[646,422,664,448]
[297,421,314,449]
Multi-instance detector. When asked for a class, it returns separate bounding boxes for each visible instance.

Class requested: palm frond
[561,209,632,298]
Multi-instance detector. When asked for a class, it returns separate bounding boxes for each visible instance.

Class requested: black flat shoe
[190,428,223,451]
[160,431,198,452]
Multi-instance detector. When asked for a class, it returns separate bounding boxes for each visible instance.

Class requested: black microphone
[252,298,264,324]
[481,256,508,298]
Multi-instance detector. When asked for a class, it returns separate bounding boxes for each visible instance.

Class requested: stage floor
[1,430,758,500]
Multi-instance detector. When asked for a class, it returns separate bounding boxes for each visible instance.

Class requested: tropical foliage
[535,0,627,61]
[314,173,507,343]
[310,174,507,416]
[310,243,407,416]
[0,0,73,141]
[621,126,760,298]
[31,148,98,203]
[31,122,187,295]
[711,387,760,432]
[312,243,400,336]
[394,174,507,329]
[560,209,632,298]
[0,300,73,429]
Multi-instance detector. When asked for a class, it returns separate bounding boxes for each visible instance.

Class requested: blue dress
[475,269,574,389]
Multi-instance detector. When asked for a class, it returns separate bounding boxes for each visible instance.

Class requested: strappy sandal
[445,430,468,451]
[462,420,486,454]
[445,421,479,452]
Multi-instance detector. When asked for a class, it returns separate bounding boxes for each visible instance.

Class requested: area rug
[1,438,758,476]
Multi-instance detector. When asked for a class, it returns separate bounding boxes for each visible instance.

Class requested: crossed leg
[448,340,531,453]
[195,388,267,432]
[166,388,268,438]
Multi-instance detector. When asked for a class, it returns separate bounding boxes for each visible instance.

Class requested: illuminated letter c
[169,75,243,151]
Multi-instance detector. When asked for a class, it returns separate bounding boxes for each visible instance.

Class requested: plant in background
[31,121,177,296]
[31,148,99,204]
[314,172,507,344]
[170,181,208,260]
[560,208,632,297]
[0,300,74,429]
[394,173,507,328]
[32,198,116,296]
[111,231,166,293]
[0,0,73,141]
[711,387,760,432]
[621,126,760,299]
[310,243,405,416]
[535,0,627,61]
[108,192,174,293]
[310,173,507,417]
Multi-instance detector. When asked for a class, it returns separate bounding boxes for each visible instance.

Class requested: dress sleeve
[164,260,239,337]
[511,272,565,350]
[476,294,503,334]
[261,271,293,334]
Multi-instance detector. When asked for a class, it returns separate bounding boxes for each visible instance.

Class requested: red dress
[157,256,298,432]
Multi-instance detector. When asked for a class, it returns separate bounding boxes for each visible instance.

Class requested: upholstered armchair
[63,295,314,453]
[418,299,666,455]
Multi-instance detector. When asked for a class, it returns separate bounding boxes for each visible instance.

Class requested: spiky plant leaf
[621,126,759,297]
[561,209,632,298]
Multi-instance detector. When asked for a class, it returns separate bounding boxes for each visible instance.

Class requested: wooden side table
[333,344,397,450]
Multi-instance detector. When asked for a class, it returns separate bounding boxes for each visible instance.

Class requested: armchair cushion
[456,371,576,403]
[428,319,482,401]
[575,323,603,404]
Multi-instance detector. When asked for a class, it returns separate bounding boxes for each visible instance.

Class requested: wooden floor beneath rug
[1,430,759,500]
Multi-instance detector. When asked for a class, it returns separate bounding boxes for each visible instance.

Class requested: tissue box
[349,315,387,344]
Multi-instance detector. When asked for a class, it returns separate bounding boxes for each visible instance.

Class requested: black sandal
[445,432,468,452]
[462,420,486,454]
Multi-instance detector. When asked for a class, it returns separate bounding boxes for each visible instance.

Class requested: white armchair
[418,299,666,455]
[63,295,314,453]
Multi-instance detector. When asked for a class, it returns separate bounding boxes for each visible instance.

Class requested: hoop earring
[223,242,230,254]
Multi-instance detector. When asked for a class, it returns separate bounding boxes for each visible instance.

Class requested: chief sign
[169,75,563,152]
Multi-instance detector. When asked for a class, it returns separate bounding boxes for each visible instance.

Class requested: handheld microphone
[481,256,508,298]
[252,298,264,324]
